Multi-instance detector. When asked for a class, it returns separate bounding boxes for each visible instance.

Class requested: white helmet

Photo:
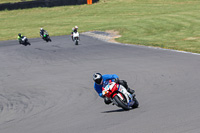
[75,26,78,29]
[40,28,43,30]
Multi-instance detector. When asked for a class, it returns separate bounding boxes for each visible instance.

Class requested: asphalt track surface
[0,34,200,133]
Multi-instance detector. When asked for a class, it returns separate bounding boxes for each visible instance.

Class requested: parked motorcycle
[102,81,139,110]
[20,36,31,46]
[43,32,51,42]
[72,31,79,45]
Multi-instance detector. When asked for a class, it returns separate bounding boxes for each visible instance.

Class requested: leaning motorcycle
[20,36,31,46]
[73,31,79,45]
[102,81,139,110]
[43,32,51,42]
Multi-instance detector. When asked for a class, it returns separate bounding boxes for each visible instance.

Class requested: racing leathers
[71,28,78,41]
[18,35,24,44]
[40,29,47,39]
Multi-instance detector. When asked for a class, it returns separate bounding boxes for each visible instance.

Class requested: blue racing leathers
[94,74,119,98]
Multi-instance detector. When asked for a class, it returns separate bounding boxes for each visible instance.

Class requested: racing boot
[118,80,135,94]
[71,36,74,41]
[127,87,135,94]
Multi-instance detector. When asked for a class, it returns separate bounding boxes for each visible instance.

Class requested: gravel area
[82,30,121,43]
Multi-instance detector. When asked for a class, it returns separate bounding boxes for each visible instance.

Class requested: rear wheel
[27,42,31,45]
[23,42,28,46]
[75,40,78,45]
[113,95,130,110]
[132,98,139,108]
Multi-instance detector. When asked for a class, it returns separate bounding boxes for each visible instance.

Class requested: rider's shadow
[101,107,138,113]
[101,109,128,113]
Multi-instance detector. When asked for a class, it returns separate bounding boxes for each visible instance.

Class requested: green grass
[0,0,33,4]
[0,0,200,53]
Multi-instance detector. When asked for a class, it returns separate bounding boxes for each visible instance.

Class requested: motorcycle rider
[71,26,79,41]
[40,28,47,39]
[93,73,135,105]
[17,33,24,44]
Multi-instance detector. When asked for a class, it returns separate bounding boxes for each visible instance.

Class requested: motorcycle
[20,36,31,46]
[43,32,51,42]
[102,81,139,110]
[72,31,80,45]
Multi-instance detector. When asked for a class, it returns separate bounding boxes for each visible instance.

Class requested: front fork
[111,92,126,106]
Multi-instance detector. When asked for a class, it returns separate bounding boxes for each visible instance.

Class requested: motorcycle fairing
[118,85,134,107]
[73,32,79,38]
[22,37,27,42]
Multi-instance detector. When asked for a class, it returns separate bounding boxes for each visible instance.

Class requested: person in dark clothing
[40,28,47,39]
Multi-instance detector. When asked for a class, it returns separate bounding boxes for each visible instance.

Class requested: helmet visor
[95,78,102,85]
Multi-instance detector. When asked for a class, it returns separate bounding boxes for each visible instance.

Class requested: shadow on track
[101,109,126,113]
[102,107,139,113]
[101,108,134,113]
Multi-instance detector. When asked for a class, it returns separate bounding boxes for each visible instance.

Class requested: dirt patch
[82,30,121,43]
[183,37,200,40]
[105,30,121,43]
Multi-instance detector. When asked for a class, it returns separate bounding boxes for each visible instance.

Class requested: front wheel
[113,95,130,110]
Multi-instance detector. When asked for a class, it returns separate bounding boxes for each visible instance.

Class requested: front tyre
[113,95,130,110]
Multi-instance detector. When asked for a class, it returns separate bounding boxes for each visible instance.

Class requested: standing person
[93,73,135,105]
[71,26,79,41]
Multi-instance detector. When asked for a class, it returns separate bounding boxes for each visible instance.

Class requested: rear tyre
[24,42,28,46]
[75,40,78,45]
[27,41,31,45]
[113,95,130,110]
[132,98,139,109]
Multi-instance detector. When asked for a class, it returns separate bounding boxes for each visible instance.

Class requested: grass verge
[0,0,200,53]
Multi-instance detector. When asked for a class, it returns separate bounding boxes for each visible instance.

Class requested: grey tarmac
[0,34,200,133]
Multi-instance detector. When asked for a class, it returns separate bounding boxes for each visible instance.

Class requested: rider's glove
[99,93,103,97]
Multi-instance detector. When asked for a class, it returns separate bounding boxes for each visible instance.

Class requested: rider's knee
[104,97,112,105]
